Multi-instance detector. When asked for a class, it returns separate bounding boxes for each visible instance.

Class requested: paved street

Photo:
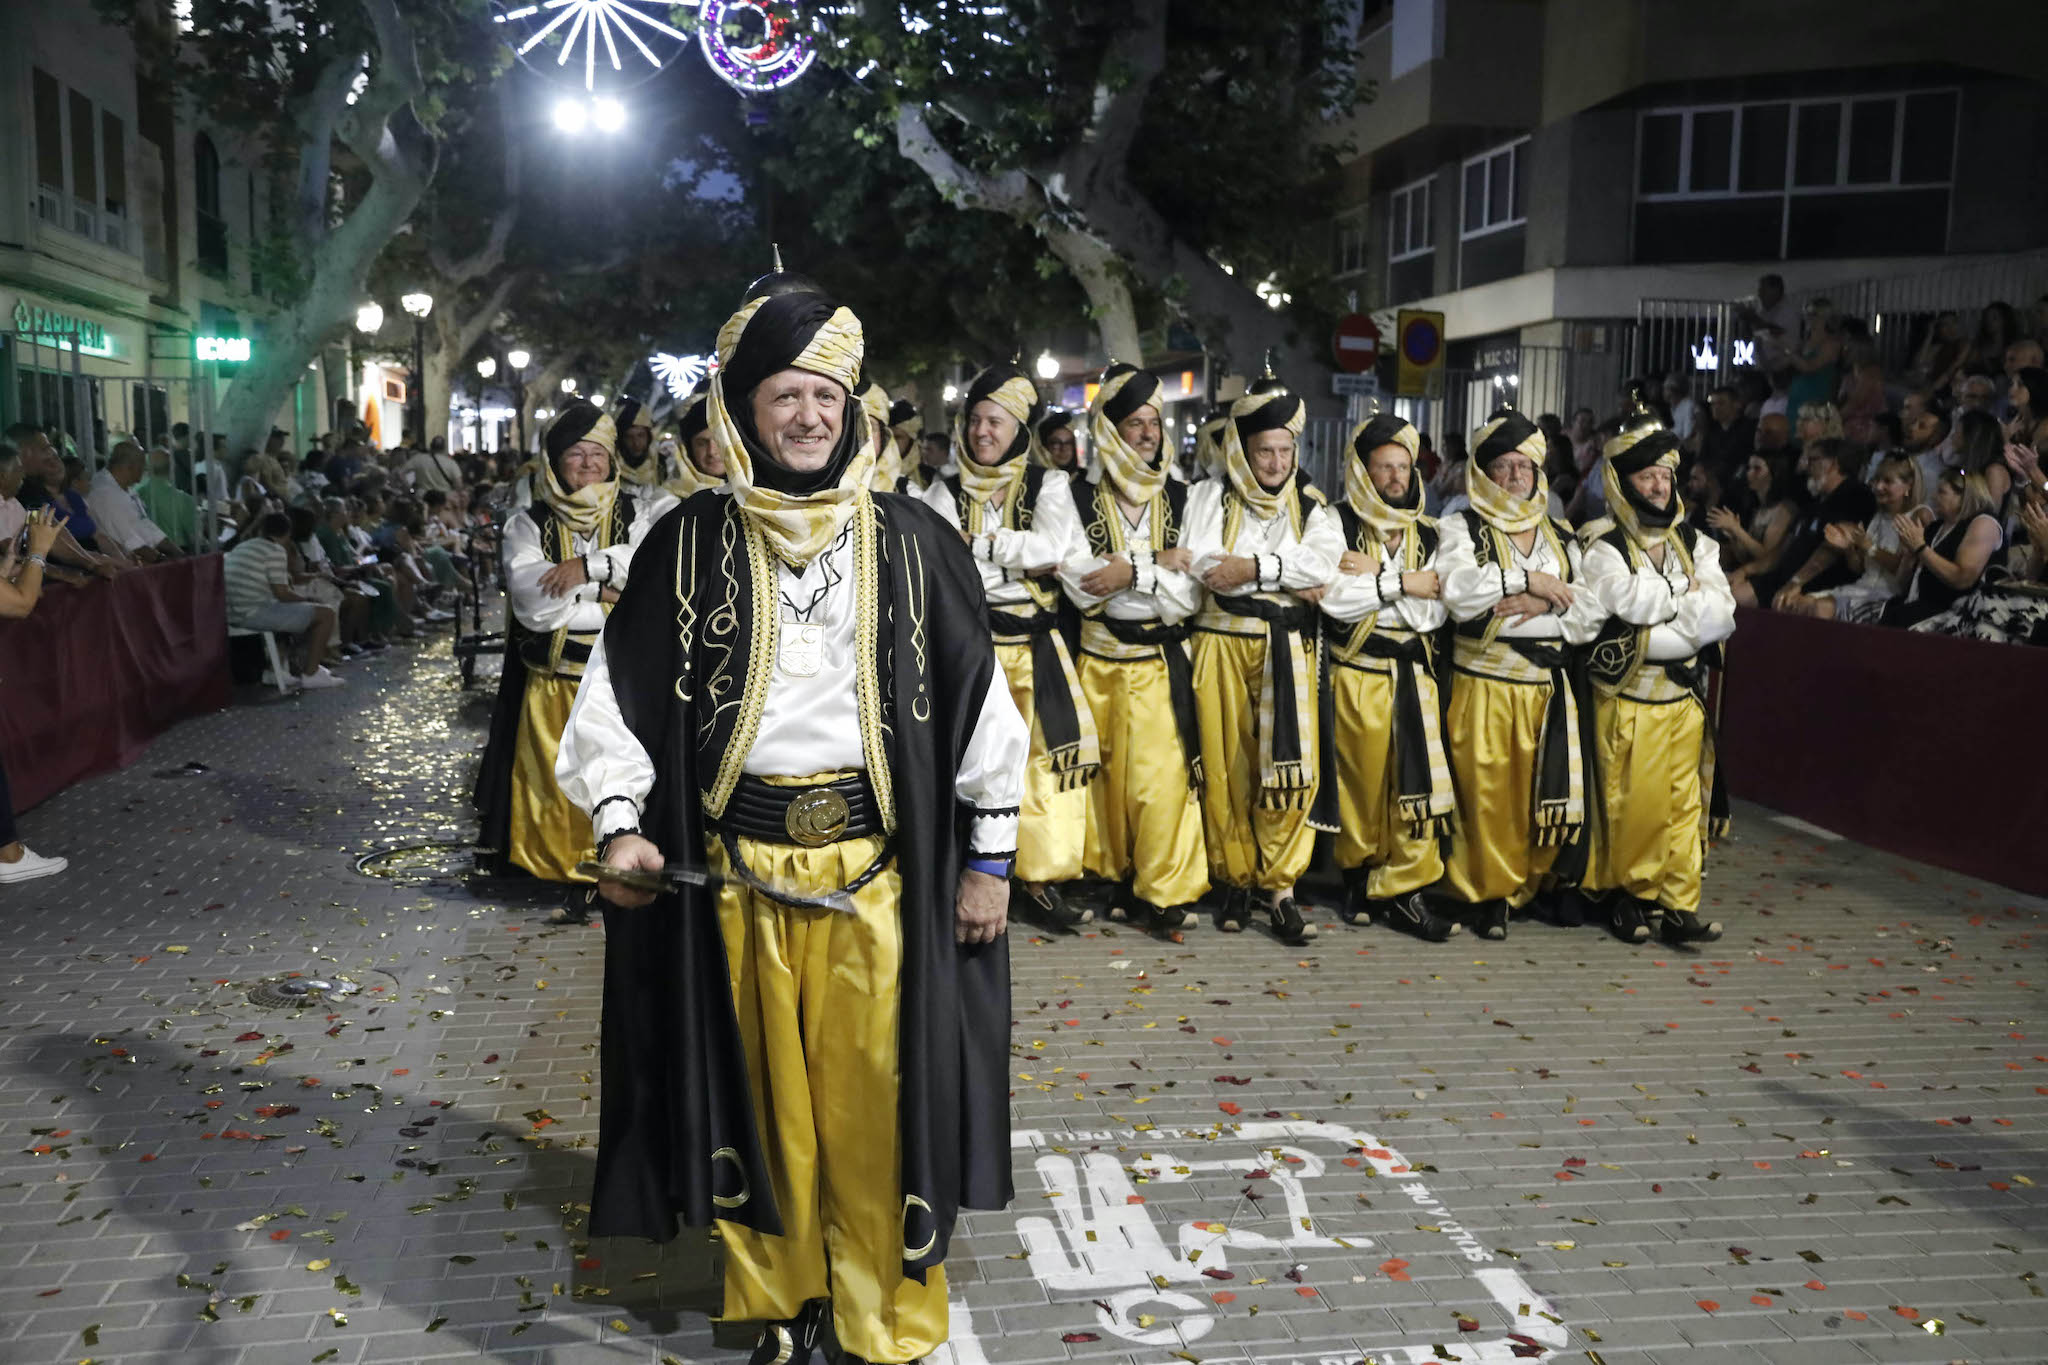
[2,638,2043,1365]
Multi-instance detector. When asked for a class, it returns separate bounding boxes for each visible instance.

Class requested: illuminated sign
[11,300,114,357]
[195,336,251,362]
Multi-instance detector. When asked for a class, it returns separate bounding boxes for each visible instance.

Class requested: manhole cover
[247,976,360,1009]
[354,842,480,884]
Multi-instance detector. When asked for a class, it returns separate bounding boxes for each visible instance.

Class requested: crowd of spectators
[1414,281,2048,647]
[0,417,515,689]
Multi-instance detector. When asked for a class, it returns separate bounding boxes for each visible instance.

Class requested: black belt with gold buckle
[720,773,880,847]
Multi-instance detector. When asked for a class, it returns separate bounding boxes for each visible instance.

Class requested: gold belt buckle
[786,787,851,847]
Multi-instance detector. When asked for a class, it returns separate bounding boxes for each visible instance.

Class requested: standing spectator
[404,436,463,495]
[1661,373,1697,442]
[1783,300,1843,424]
[168,421,195,489]
[324,438,366,491]
[1737,272,1801,376]
[222,512,344,689]
[134,446,198,551]
[245,429,291,494]
[1838,340,1888,446]
[87,442,182,562]
[0,507,70,883]
[1883,470,2003,628]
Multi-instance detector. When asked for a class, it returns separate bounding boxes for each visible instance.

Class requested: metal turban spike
[1248,348,1288,396]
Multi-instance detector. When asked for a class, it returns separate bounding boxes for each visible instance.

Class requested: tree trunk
[1044,225,1142,366]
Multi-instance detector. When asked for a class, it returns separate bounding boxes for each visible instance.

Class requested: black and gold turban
[1221,385,1307,523]
[1345,412,1423,537]
[706,289,872,566]
[539,401,619,536]
[665,394,721,498]
[1602,403,1685,542]
[1089,364,1167,502]
[1033,408,1078,470]
[611,398,660,486]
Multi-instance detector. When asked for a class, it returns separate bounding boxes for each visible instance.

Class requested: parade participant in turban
[1182,367,1342,944]
[1316,412,1460,941]
[663,394,727,500]
[856,376,904,492]
[1436,408,1605,940]
[888,397,921,471]
[1192,405,1231,483]
[924,364,1095,929]
[1035,408,1082,473]
[1059,363,1208,932]
[1578,400,1735,946]
[613,398,663,490]
[557,286,1027,1365]
[474,401,669,905]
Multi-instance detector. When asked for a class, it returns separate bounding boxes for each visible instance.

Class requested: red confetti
[1061,1333,1100,1344]
[1695,1300,1720,1313]
[235,1032,265,1043]
[269,1230,291,1241]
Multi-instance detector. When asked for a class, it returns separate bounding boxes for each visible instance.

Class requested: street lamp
[505,350,531,455]
[355,302,383,334]
[475,356,497,380]
[473,356,497,452]
[349,303,383,434]
[1035,351,1060,382]
[401,291,433,449]
[506,348,530,371]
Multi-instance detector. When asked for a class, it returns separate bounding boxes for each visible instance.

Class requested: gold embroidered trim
[853,497,896,834]
[706,508,779,819]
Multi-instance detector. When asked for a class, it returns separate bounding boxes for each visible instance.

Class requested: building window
[1459,138,1526,240]
[1334,208,1369,277]
[195,132,227,277]
[1388,177,1433,262]
[28,68,131,254]
[1633,90,1957,262]
[100,112,128,251]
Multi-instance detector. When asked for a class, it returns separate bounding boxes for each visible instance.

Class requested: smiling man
[555,285,1026,1365]
[1578,405,1737,947]
[1060,363,1209,935]
[1182,370,1342,944]
[923,363,1095,929]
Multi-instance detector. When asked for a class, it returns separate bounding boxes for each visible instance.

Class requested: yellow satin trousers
[1192,631,1316,892]
[994,639,1088,884]
[1329,662,1445,899]
[1582,694,1707,911]
[1441,673,1562,908]
[1077,652,1209,908]
[709,811,948,1364]
[508,672,594,883]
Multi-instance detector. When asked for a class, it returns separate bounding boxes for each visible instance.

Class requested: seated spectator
[1910,310,1969,392]
[1707,451,1798,577]
[1838,343,1888,447]
[1955,371,1999,417]
[1954,408,2014,516]
[1661,372,1697,441]
[1799,456,1928,623]
[404,437,463,495]
[1755,410,1792,456]
[87,442,182,562]
[57,458,137,569]
[0,443,23,554]
[369,496,451,624]
[244,430,291,495]
[1901,399,1954,496]
[1919,460,2048,646]
[1882,470,2004,628]
[287,505,370,657]
[1682,458,1726,535]
[5,424,116,584]
[134,446,198,552]
[1731,440,1875,611]
[1859,412,1904,481]
[1965,302,2020,381]
[222,511,344,690]
[318,497,412,640]
[2005,366,2046,449]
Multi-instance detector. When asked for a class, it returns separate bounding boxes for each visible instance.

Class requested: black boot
[1018,880,1092,930]
[1108,883,1138,923]
[1659,907,1723,946]
[1385,890,1460,942]
[1149,898,1199,933]
[1609,896,1651,944]
[1474,900,1509,940]
[749,1299,828,1365]
[1548,886,1589,928]
[1337,870,1370,926]
[1268,896,1316,944]
[1215,885,1250,933]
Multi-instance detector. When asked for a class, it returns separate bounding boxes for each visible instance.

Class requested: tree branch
[428,83,524,283]
[1069,0,1169,186]
[893,103,1042,220]
[336,0,426,175]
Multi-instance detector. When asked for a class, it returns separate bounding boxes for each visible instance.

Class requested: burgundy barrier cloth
[0,556,230,815]
[1719,605,2048,896]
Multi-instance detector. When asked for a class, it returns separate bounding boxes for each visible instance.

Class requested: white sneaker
[422,608,454,623]
[298,666,345,690]
[260,668,302,688]
[0,847,67,883]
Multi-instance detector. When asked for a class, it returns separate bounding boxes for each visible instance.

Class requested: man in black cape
[556,286,1026,1365]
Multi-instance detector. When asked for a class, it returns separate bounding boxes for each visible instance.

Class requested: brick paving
[1,636,2043,1365]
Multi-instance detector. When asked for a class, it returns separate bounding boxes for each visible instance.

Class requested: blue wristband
[966,857,1012,879]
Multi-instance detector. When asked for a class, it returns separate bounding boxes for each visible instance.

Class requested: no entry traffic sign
[1332,313,1380,373]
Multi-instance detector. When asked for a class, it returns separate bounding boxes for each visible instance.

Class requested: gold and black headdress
[539,401,619,536]
[1220,361,1306,525]
[952,363,1042,505]
[1601,393,1685,545]
[1345,411,1423,541]
[1467,407,1551,534]
[1088,363,1167,502]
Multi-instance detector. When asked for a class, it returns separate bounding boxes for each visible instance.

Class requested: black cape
[588,489,1014,1280]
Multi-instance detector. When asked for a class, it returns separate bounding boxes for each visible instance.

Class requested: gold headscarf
[706,293,873,567]
[1192,410,1230,482]
[952,367,1041,513]
[1345,413,1424,544]
[538,405,620,537]
[1087,365,1166,504]
[1466,409,1552,535]
[1220,388,1307,527]
[662,395,723,500]
[612,398,662,489]
[856,378,903,492]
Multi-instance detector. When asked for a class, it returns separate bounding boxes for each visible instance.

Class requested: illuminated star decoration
[495,0,690,92]
[651,352,716,402]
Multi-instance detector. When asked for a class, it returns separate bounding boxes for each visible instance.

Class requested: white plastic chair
[227,625,294,695]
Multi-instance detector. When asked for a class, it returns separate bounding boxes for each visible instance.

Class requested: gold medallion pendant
[786,788,851,847]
